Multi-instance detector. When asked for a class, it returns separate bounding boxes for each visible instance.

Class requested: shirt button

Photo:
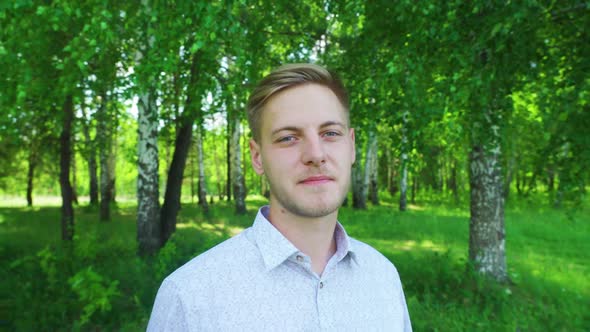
[319,281,324,289]
[296,255,304,262]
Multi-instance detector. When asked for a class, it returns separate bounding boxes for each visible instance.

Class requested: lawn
[0,194,588,331]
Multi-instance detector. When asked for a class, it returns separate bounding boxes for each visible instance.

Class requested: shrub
[69,267,120,328]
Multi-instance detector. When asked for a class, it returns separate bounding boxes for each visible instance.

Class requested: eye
[276,135,296,143]
[323,130,342,138]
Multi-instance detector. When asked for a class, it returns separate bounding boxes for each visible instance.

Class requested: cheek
[262,151,293,174]
[331,144,354,164]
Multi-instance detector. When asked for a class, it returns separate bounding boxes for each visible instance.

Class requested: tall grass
[0,194,588,331]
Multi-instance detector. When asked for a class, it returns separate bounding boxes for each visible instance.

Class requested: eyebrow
[271,121,347,136]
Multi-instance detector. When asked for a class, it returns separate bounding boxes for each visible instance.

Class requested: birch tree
[196,125,209,214]
[135,0,161,255]
[97,92,113,221]
[80,103,99,205]
[366,128,379,205]
[230,114,246,214]
[399,109,409,211]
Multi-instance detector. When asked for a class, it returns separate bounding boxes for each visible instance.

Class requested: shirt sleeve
[147,279,189,332]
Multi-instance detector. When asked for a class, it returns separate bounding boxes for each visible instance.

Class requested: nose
[301,136,326,166]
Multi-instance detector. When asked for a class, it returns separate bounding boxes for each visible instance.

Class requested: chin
[300,199,341,217]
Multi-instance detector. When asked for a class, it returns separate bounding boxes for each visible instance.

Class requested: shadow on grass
[1,196,588,331]
[382,250,590,331]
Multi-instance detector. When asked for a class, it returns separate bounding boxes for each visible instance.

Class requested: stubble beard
[269,176,350,219]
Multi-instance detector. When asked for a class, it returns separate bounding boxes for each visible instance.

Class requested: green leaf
[491,23,502,37]
[190,40,204,53]
[17,89,26,101]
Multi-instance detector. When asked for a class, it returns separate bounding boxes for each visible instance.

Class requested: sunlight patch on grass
[197,222,225,234]
[368,238,448,253]
[176,223,200,230]
[513,250,590,297]
[228,226,245,236]
[2,193,588,331]
[177,221,245,238]
[1,196,63,207]
[408,204,426,211]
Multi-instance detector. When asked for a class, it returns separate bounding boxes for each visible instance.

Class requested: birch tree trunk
[399,109,409,211]
[196,125,209,214]
[60,95,75,241]
[211,132,224,201]
[352,142,366,209]
[160,119,193,243]
[136,3,161,255]
[108,140,117,202]
[80,106,99,205]
[365,129,379,205]
[231,117,246,214]
[98,93,112,221]
[468,105,508,282]
[137,87,160,255]
[386,149,397,196]
[160,53,201,245]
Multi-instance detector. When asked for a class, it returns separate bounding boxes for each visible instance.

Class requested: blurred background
[1,1,588,330]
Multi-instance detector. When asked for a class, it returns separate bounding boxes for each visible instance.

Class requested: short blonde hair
[246,63,349,142]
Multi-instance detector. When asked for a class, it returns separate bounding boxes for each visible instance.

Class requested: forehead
[261,84,348,132]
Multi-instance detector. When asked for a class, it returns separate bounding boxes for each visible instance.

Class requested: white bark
[98,95,112,220]
[469,107,508,282]
[136,0,161,255]
[137,88,160,254]
[364,129,379,205]
[352,141,366,209]
[231,118,246,214]
[399,110,409,211]
[196,125,209,213]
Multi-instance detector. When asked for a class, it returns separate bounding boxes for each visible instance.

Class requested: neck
[267,202,338,276]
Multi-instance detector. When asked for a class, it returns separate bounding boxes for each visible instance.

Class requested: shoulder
[148,230,261,330]
[163,229,260,292]
[349,237,401,279]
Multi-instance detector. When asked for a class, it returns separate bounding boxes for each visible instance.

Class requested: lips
[299,175,333,185]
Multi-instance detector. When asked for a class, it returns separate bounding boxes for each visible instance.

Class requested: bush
[69,267,120,328]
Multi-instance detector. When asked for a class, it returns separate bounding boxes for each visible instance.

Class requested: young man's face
[249,83,356,218]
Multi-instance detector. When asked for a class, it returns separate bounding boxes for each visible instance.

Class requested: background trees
[1,0,588,279]
[1,1,589,330]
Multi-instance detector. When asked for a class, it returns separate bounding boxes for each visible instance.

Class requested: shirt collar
[333,220,359,266]
[251,206,358,271]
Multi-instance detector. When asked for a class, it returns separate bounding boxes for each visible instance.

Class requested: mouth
[299,175,334,185]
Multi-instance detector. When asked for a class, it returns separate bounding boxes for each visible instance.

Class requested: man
[147,63,412,331]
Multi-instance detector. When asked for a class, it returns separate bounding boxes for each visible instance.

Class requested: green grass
[0,194,588,331]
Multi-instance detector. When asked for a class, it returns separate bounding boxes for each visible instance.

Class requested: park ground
[1,193,589,331]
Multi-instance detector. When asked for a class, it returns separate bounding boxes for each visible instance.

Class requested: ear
[349,128,356,165]
[249,139,265,175]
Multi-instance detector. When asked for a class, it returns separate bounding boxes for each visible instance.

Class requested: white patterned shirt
[147,206,412,331]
